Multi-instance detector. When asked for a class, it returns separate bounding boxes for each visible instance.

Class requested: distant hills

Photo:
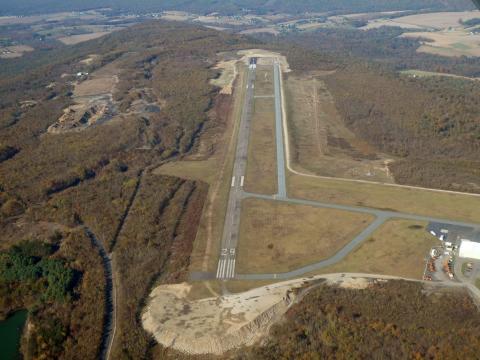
[0,0,474,16]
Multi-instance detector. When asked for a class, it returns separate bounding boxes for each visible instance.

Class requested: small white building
[458,239,480,260]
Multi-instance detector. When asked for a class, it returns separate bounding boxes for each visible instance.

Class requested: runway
[215,57,256,279]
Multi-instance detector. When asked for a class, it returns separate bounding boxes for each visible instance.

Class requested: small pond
[0,310,28,360]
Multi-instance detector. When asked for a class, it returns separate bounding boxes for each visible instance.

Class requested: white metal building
[458,239,480,260]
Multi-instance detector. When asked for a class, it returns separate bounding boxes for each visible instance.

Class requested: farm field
[364,10,480,30]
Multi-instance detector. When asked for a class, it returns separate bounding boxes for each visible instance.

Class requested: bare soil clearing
[48,56,162,134]
[401,69,480,80]
[48,62,120,134]
[285,72,394,183]
[0,45,34,59]
[210,59,237,95]
[240,27,279,35]
[58,31,113,45]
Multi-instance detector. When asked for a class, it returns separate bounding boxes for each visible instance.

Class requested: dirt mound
[142,280,304,355]
[210,60,237,95]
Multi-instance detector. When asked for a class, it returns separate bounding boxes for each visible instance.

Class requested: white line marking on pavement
[216,259,222,278]
[231,176,235,187]
[226,259,232,279]
[219,258,226,279]
[227,259,232,279]
[230,259,236,278]
[240,176,244,187]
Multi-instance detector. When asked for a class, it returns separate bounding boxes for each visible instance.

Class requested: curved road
[84,227,116,360]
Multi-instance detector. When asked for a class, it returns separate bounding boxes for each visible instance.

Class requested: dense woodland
[0,233,105,359]
[0,0,474,16]
[242,281,480,359]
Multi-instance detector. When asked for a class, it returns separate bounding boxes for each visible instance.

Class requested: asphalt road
[215,60,256,279]
[273,60,287,198]
[84,227,116,360]
[205,57,480,283]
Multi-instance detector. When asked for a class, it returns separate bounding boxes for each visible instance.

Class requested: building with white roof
[458,239,480,260]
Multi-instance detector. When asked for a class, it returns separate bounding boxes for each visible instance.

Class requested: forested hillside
[0,20,256,358]
[242,281,480,359]
[0,0,474,16]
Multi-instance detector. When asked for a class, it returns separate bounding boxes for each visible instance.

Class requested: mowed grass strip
[153,158,217,184]
[253,65,274,97]
[236,198,374,274]
[245,96,277,195]
[313,219,439,279]
[288,173,480,224]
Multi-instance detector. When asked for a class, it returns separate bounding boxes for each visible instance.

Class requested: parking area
[423,222,480,286]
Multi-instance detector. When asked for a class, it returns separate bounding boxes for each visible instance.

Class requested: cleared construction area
[285,72,394,183]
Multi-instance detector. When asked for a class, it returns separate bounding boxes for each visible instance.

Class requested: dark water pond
[0,310,28,360]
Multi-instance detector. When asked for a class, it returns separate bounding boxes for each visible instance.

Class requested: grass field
[364,11,480,30]
[58,31,112,45]
[287,173,480,224]
[185,280,222,300]
[405,30,480,57]
[236,198,374,274]
[253,64,274,97]
[245,95,277,195]
[153,158,217,184]
[312,219,439,279]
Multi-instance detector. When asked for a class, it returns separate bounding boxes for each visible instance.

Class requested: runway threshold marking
[231,176,235,187]
[240,176,245,187]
